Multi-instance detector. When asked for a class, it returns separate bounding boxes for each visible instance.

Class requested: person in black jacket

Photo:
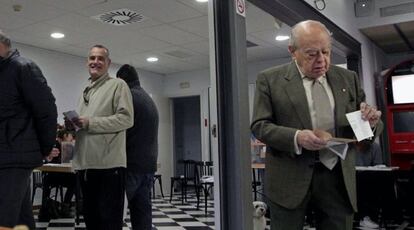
[0,30,58,229]
[116,64,159,230]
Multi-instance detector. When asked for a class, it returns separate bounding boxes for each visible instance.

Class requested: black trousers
[0,168,35,229]
[79,168,125,230]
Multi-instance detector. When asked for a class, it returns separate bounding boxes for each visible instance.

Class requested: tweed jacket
[251,61,383,211]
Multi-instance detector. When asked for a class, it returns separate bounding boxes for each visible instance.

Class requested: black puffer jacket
[0,50,57,169]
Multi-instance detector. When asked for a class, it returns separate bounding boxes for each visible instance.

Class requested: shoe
[359,216,379,229]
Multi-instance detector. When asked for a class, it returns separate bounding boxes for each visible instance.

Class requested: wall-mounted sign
[179,82,190,89]
[235,0,246,17]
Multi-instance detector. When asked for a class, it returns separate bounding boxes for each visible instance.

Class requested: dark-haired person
[116,64,159,230]
[38,129,76,221]
[0,30,58,229]
[65,45,133,229]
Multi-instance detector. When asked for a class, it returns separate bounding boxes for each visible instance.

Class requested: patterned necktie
[311,79,338,170]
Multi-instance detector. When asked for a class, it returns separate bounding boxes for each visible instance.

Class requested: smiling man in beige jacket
[66,44,133,230]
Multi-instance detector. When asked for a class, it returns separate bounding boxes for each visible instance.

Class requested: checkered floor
[33,194,414,230]
[34,194,215,230]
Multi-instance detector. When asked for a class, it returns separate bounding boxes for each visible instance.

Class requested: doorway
[172,96,202,177]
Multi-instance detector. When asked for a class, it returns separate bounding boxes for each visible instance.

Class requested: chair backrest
[32,170,43,188]
[194,161,213,184]
[183,160,196,179]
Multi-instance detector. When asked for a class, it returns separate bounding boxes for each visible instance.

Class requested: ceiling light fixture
[196,0,208,3]
[147,57,159,62]
[51,32,65,39]
[275,35,289,41]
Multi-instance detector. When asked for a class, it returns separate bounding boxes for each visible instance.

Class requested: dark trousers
[125,172,154,230]
[269,163,354,230]
[0,168,35,229]
[79,168,125,230]
[356,172,380,221]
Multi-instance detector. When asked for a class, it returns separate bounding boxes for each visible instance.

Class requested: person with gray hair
[65,44,134,229]
[0,30,58,228]
[251,20,383,229]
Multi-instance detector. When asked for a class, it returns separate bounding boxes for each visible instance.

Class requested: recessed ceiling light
[275,35,290,41]
[146,56,158,62]
[51,32,65,39]
[196,0,208,2]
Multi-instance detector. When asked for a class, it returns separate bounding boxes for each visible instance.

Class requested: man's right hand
[297,129,327,151]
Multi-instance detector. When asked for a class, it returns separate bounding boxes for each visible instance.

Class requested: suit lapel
[284,62,312,129]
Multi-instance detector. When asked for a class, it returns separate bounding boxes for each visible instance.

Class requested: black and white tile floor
[33,195,215,230]
[33,195,414,230]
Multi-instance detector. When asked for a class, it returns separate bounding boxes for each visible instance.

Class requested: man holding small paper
[65,44,133,229]
[251,20,383,229]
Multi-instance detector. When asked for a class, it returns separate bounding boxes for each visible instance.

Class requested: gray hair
[89,44,110,59]
[0,30,11,47]
[289,20,332,51]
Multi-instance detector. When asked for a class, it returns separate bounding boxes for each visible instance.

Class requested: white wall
[355,0,414,28]
[13,43,172,195]
[247,57,292,83]
[163,68,210,97]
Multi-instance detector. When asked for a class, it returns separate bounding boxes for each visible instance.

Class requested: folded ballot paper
[345,110,374,141]
[314,129,356,160]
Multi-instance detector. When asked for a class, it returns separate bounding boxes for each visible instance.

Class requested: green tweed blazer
[251,61,383,211]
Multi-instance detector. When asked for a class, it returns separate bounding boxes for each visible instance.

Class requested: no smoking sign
[235,0,246,17]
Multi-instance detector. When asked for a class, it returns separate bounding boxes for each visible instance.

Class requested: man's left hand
[360,102,382,127]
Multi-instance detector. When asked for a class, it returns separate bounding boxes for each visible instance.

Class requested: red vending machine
[384,59,414,170]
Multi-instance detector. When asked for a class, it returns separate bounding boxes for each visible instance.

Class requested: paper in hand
[326,141,349,160]
[345,110,374,141]
[63,110,81,131]
[314,129,355,160]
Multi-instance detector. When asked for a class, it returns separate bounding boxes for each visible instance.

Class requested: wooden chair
[169,160,197,204]
[152,174,164,199]
[31,170,43,203]
[195,161,214,215]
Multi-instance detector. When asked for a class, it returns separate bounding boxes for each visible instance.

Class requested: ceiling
[360,20,414,54]
[0,0,292,75]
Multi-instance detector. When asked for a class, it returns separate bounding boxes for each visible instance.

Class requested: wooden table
[252,162,265,169]
[37,163,73,173]
[37,163,80,225]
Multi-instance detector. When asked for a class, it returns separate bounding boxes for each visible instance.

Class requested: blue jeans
[125,172,154,230]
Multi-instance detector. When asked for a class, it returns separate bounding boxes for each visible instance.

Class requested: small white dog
[253,201,267,230]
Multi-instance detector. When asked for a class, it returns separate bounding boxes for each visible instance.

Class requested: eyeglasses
[300,48,331,60]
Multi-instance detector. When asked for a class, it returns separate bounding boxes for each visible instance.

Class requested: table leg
[75,172,81,225]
